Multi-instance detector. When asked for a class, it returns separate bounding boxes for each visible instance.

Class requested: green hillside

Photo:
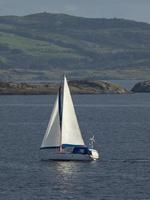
[0,12,150,81]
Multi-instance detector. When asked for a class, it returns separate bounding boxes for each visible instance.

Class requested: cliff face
[131,80,150,92]
[0,80,128,94]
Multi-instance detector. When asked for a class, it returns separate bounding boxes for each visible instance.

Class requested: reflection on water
[55,162,78,175]
[46,162,81,196]
[46,161,99,197]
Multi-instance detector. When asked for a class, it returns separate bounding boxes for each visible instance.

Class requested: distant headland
[0,80,129,95]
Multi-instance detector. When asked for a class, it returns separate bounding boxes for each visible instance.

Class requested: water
[0,94,150,200]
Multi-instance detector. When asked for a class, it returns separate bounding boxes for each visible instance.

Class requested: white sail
[61,76,85,146]
[41,94,61,148]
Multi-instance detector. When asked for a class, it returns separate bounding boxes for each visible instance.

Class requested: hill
[0,12,150,81]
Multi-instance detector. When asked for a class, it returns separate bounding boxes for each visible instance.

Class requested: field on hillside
[0,13,150,81]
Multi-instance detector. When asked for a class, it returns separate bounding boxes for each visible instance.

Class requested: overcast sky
[0,0,150,23]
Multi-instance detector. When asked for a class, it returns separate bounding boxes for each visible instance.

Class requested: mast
[58,86,62,129]
[58,76,64,151]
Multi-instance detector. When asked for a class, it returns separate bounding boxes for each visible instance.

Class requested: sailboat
[40,76,99,161]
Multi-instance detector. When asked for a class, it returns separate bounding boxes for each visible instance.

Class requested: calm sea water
[0,94,150,200]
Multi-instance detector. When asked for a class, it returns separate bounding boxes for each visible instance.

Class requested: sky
[0,0,150,23]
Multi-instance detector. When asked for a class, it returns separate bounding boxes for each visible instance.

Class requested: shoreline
[0,80,129,95]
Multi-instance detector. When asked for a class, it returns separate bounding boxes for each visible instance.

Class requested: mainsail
[61,77,85,146]
[41,94,61,148]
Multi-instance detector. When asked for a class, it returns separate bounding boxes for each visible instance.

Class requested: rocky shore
[131,80,150,92]
[0,80,128,95]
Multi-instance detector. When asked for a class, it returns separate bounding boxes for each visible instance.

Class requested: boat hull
[40,149,98,161]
